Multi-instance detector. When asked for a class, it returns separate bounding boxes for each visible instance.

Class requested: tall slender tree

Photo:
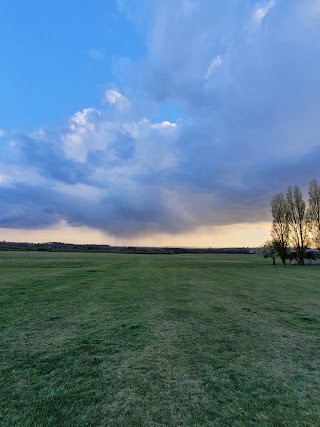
[308,178,320,250]
[286,185,310,266]
[271,192,290,265]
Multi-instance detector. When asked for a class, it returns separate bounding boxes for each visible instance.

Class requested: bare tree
[308,178,320,250]
[271,192,290,265]
[286,185,310,266]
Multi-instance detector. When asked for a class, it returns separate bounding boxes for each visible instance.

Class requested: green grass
[1,251,320,426]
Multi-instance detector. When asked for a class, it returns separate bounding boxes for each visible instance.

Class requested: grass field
[1,251,320,426]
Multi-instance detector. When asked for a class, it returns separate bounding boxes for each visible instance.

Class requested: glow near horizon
[0,222,270,248]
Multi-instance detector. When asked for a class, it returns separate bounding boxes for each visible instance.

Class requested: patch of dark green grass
[1,251,320,426]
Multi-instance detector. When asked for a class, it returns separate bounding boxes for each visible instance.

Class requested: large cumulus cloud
[1,0,320,236]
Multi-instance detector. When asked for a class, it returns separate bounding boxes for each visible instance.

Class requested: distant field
[1,252,320,427]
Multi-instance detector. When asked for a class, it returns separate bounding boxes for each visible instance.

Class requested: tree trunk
[298,253,305,266]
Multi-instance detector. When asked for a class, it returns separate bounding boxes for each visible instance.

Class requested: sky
[1,0,320,247]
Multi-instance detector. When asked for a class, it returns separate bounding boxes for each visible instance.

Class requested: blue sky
[1,0,320,246]
[0,0,145,130]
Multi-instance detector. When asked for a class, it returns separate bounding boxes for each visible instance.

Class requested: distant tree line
[262,179,320,266]
[0,241,254,255]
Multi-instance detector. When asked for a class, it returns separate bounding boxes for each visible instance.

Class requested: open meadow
[1,251,320,427]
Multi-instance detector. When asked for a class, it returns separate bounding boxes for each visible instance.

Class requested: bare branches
[271,192,289,264]
[269,181,320,266]
[286,186,310,266]
[308,179,320,251]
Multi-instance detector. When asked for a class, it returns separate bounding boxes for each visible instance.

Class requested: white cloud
[104,89,123,104]
[205,55,223,79]
[31,129,45,139]
[252,1,276,25]
[63,108,99,162]
[0,129,5,137]
[152,120,177,129]
[71,108,97,129]
[88,49,104,61]
[60,100,179,172]
[104,89,130,112]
